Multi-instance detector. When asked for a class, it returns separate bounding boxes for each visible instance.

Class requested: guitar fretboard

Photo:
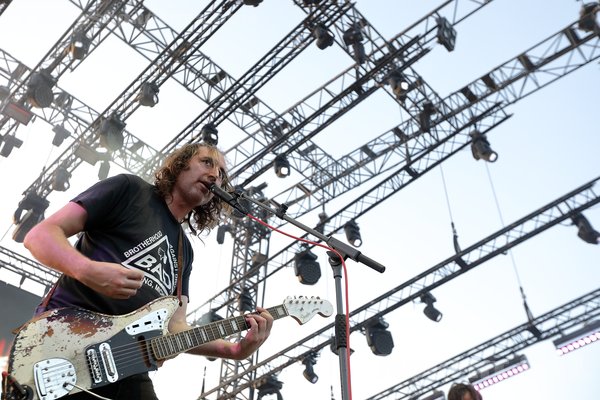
[151,305,288,360]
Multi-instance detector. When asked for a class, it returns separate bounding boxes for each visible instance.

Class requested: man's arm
[23,201,144,299]
[168,296,273,361]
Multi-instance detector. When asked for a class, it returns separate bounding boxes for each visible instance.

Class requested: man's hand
[236,307,274,359]
[77,262,145,299]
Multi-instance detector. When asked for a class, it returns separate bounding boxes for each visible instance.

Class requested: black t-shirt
[42,174,193,315]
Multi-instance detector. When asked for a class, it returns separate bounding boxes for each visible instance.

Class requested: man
[22,143,273,399]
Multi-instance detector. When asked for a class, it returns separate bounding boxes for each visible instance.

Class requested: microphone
[209,184,248,215]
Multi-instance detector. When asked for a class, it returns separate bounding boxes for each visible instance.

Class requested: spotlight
[469,354,530,391]
[315,211,328,234]
[26,69,55,108]
[273,154,290,178]
[418,100,436,132]
[388,70,410,102]
[200,123,218,146]
[436,17,457,52]
[342,24,366,64]
[137,82,160,107]
[256,375,283,400]
[12,192,50,243]
[98,159,110,180]
[98,112,126,151]
[1,101,34,125]
[420,291,443,322]
[52,125,70,147]
[294,248,321,285]
[365,317,394,356]
[344,220,362,247]
[0,85,9,100]
[69,30,91,60]
[216,224,233,244]
[238,287,255,313]
[243,0,263,6]
[553,320,600,356]
[470,130,498,162]
[301,351,319,384]
[578,2,599,32]
[51,166,71,192]
[312,23,334,49]
[0,134,23,157]
[571,213,599,244]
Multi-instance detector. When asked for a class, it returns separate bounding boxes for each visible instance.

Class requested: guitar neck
[151,305,288,360]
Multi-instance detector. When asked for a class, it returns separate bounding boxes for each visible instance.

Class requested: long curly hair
[154,143,232,236]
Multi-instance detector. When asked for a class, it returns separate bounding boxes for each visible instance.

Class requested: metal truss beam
[193,176,600,398]
[0,0,13,18]
[367,287,600,399]
[0,245,59,289]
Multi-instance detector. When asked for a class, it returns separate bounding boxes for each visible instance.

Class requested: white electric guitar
[4,296,333,400]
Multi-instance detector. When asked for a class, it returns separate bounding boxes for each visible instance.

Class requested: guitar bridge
[33,358,77,399]
[86,348,102,384]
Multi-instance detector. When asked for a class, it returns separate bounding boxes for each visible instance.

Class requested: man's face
[174,146,227,208]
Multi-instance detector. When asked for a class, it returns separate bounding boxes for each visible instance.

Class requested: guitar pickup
[99,343,118,383]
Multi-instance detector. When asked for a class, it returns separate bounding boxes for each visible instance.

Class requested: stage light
[554,320,600,356]
[26,69,55,108]
[344,219,362,247]
[436,17,457,52]
[419,390,446,400]
[388,70,410,102]
[1,101,34,125]
[237,287,255,312]
[301,351,319,384]
[365,317,394,356]
[273,154,290,178]
[0,134,23,157]
[420,291,443,322]
[469,354,530,391]
[200,123,218,146]
[256,375,283,400]
[69,30,91,60]
[342,24,366,64]
[52,125,70,147]
[571,213,599,244]
[137,82,160,107]
[312,23,334,49]
[0,85,9,100]
[12,192,49,243]
[216,224,232,244]
[419,100,436,133]
[294,248,321,285]
[98,112,126,151]
[98,159,110,180]
[578,2,599,32]
[469,130,498,162]
[315,211,328,234]
[51,166,71,192]
[243,0,263,6]
[75,143,103,165]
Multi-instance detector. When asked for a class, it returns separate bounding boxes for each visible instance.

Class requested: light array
[553,320,600,356]
[469,354,530,391]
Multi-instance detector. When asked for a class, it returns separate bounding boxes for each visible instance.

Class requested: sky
[0,1,599,400]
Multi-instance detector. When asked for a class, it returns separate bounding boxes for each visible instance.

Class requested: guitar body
[4,295,332,400]
[7,296,180,400]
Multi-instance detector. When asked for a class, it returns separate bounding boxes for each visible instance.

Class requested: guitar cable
[63,382,112,400]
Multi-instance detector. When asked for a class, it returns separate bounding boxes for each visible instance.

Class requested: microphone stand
[225,189,386,400]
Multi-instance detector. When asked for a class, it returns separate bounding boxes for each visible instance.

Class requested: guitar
[4,295,333,400]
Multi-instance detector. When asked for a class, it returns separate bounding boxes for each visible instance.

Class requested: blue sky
[0,1,598,399]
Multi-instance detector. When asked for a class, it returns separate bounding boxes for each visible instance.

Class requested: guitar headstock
[283,296,333,325]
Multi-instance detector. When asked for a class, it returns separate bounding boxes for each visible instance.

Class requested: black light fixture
[216,224,233,244]
[420,390,446,400]
[388,70,410,102]
[578,2,599,32]
[12,192,50,243]
[0,134,23,157]
[342,23,366,64]
[436,17,457,52]
[312,23,334,49]
[98,112,126,151]
[238,287,255,313]
[256,375,283,400]
[418,100,436,132]
[51,125,70,147]
[26,69,55,108]
[51,166,71,192]
[344,220,362,247]
[301,351,319,384]
[294,248,321,285]
[470,130,498,162]
[273,154,290,178]
[315,210,328,234]
[243,0,263,6]
[0,84,10,100]
[200,123,218,146]
[469,354,530,391]
[98,159,110,180]
[69,30,91,60]
[553,320,600,356]
[365,317,394,356]
[137,82,160,107]
[420,291,443,322]
[571,213,599,244]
